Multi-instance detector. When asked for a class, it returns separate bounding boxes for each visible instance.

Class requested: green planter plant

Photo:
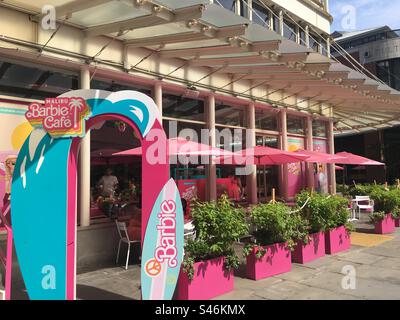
[176,195,249,300]
[243,202,309,280]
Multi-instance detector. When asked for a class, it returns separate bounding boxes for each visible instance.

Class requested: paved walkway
[72,229,400,300]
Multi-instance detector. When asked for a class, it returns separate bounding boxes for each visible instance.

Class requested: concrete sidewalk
[8,229,400,300]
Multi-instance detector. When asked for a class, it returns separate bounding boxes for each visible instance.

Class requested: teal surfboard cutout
[141,178,184,300]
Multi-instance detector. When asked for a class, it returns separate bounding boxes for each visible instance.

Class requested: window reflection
[312,120,327,138]
[215,102,247,127]
[255,109,278,131]
[162,93,205,122]
[287,115,305,135]
[0,60,78,99]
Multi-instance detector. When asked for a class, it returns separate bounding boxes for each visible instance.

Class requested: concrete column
[326,37,331,58]
[79,66,91,227]
[246,102,257,205]
[306,116,315,191]
[280,109,288,200]
[305,25,310,48]
[153,81,163,120]
[207,95,217,201]
[279,11,284,37]
[327,120,336,194]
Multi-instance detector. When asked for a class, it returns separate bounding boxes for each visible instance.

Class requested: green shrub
[296,191,353,234]
[369,211,387,224]
[244,202,310,258]
[183,195,249,280]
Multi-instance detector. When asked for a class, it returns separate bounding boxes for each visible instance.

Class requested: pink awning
[294,149,346,163]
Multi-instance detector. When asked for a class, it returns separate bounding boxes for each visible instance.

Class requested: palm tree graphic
[68,99,84,129]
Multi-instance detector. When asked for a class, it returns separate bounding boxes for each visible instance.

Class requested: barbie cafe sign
[25,97,90,138]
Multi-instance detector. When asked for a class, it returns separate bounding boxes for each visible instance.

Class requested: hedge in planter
[244,202,308,280]
[370,211,395,234]
[294,192,353,261]
[176,195,249,300]
[323,195,353,254]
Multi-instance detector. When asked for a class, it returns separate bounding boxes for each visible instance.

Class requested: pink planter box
[394,218,400,228]
[175,257,234,300]
[292,232,326,264]
[375,214,395,234]
[325,226,351,255]
[246,242,292,281]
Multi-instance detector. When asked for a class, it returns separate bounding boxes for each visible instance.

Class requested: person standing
[97,168,119,198]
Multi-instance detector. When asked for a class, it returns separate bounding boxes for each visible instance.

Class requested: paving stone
[274,264,322,282]
[336,251,386,265]
[371,257,400,271]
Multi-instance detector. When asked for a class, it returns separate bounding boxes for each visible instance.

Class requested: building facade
[333,26,400,183]
[0,0,399,231]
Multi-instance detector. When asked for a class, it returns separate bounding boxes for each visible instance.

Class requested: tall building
[333,26,400,183]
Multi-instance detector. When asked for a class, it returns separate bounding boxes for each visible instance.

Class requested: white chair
[115,221,139,270]
[184,221,196,242]
[353,196,374,220]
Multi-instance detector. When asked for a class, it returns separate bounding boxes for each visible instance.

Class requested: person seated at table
[97,168,119,198]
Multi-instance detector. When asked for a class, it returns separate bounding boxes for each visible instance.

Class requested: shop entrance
[76,119,142,300]
[256,135,280,201]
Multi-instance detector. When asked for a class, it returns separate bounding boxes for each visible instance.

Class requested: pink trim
[0,205,12,300]
[66,138,80,300]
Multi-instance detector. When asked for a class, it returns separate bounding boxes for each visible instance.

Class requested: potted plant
[324,195,353,254]
[369,211,395,234]
[293,191,328,264]
[243,202,307,281]
[175,195,249,300]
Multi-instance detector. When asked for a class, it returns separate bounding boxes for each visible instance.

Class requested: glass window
[240,0,249,18]
[0,60,78,99]
[91,79,151,94]
[312,120,327,138]
[215,102,246,127]
[255,109,278,131]
[273,15,280,33]
[283,20,297,42]
[309,34,320,52]
[287,115,305,135]
[216,126,246,151]
[252,1,270,28]
[162,93,205,122]
[299,29,306,46]
[218,0,236,12]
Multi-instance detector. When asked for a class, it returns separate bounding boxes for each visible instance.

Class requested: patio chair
[352,196,374,220]
[184,221,196,242]
[115,221,140,270]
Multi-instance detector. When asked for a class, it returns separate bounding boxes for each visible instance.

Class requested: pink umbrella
[294,149,346,163]
[335,152,385,166]
[217,146,309,165]
[335,165,344,171]
[115,137,235,157]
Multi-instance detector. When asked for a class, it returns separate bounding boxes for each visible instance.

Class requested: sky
[330,0,400,33]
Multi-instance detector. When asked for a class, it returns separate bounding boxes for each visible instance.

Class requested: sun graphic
[288,145,300,152]
[11,122,33,150]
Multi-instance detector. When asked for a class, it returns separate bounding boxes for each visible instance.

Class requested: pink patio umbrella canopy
[294,149,346,163]
[114,137,235,157]
[217,146,310,165]
[334,152,385,166]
